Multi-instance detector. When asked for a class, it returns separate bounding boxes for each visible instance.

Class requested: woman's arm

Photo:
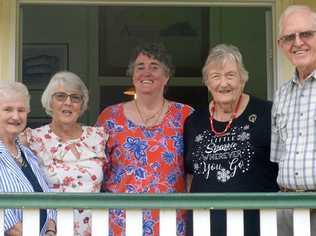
[18,131,28,146]
[186,174,193,192]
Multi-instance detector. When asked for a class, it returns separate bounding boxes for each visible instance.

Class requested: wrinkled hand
[6,222,22,236]
[45,219,56,236]
[45,230,56,236]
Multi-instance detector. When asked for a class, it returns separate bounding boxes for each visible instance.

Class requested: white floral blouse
[25,125,109,236]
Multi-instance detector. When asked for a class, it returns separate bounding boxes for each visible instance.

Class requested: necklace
[209,95,242,137]
[135,99,166,127]
[11,146,23,164]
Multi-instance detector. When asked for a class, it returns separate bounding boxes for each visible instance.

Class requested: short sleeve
[94,126,109,159]
[95,106,113,132]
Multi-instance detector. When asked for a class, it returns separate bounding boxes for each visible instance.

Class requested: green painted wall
[210,7,270,99]
[23,6,271,126]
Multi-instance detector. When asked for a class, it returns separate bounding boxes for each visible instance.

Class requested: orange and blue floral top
[96,101,193,236]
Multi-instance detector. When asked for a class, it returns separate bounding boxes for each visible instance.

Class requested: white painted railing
[0,192,315,236]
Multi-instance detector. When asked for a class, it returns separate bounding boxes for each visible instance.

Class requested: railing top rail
[0,192,315,209]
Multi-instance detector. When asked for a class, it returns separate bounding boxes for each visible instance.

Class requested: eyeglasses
[52,92,83,103]
[279,30,316,45]
[208,72,239,81]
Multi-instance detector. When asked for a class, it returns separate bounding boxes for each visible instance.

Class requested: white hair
[41,71,89,116]
[202,44,249,85]
[0,80,30,111]
[279,5,316,36]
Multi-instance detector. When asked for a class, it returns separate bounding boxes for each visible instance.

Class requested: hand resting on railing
[44,219,56,236]
[5,222,21,236]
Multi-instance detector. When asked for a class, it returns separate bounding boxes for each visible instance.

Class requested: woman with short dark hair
[96,42,193,236]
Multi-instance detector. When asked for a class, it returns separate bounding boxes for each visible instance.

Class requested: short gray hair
[202,44,249,85]
[0,80,30,112]
[279,5,316,36]
[41,71,89,116]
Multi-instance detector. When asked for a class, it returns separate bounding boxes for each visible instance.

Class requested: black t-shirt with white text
[184,95,278,236]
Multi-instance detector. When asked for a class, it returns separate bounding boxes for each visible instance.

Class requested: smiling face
[205,59,244,106]
[132,53,169,96]
[0,97,28,140]
[50,84,82,125]
[278,9,316,77]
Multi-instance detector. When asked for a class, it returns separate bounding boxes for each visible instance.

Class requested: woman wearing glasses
[22,71,108,236]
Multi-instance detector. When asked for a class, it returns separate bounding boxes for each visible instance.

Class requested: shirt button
[300,113,304,116]
[295,151,299,155]
[299,132,302,136]
[295,172,299,176]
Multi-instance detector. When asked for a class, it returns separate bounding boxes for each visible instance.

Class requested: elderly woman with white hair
[183,44,279,236]
[23,71,108,236]
[0,80,56,236]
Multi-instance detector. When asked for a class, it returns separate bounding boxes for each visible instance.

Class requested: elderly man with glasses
[271,4,316,236]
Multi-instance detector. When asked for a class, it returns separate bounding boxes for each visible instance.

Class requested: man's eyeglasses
[52,92,83,103]
[279,30,316,45]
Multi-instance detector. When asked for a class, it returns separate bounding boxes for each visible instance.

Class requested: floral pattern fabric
[25,125,108,236]
[96,101,193,236]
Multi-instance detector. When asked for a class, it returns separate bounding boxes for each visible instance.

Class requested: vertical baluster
[260,209,277,236]
[227,209,243,236]
[0,209,4,235]
[193,209,210,236]
[160,209,177,236]
[126,209,142,236]
[57,209,74,236]
[91,209,108,236]
[23,209,39,235]
[293,208,310,236]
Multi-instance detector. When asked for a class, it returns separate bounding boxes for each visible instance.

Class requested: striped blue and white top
[0,138,56,235]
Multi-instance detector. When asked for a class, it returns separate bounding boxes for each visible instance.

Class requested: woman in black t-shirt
[184,44,278,236]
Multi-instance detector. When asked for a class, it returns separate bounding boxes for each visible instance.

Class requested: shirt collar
[291,69,316,85]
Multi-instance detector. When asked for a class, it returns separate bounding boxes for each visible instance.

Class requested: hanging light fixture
[123,87,136,99]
